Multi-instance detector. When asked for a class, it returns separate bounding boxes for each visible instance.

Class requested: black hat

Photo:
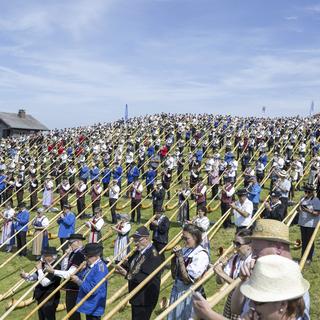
[67,233,86,241]
[237,188,248,196]
[41,247,57,255]
[303,184,315,192]
[82,243,103,257]
[132,226,150,238]
[270,190,282,198]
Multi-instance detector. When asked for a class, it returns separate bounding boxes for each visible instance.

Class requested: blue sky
[0,0,320,129]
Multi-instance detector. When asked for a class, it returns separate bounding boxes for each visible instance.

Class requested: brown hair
[286,297,305,318]
[183,224,203,246]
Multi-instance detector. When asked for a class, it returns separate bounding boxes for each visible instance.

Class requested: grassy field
[0,182,319,320]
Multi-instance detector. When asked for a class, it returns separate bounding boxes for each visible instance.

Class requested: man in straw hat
[231,219,310,319]
[47,234,86,320]
[20,247,61,320]
[194,255,310,320]
[193,219,310,320]
[71,243,108,320]
[115,226,162,320]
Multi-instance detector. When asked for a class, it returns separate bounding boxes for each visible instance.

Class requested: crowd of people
[0,113,319,320]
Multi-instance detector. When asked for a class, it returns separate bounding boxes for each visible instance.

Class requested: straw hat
[240,255,309,302]
[248,219,290,244]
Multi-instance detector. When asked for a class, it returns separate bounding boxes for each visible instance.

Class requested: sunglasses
[233,241,250,248]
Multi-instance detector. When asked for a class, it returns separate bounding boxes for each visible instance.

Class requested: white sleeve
[42,217,49,228]
[186,251,209,281]
[37,269,53,287]
[138,184,144,192]
[200,186,207,195]
[226,187,235,197]
[244,201,253,215]
[97,186,103,194]
[119,223,131,235]
[94,218,104,231]
[54,266,78,279]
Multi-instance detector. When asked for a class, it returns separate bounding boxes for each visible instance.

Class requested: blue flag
[125,104,128,122]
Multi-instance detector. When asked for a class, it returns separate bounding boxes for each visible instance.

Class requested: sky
[0,0,320,129]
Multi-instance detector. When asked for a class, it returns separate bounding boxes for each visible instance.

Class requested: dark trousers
[153,241,166,262]
[131,199,141,223]
[109,198,117,223]
[17,190,24,206]
[60,238,69,253]
[253,203,259,214]
[16,231,27,256]
[131,305,155,320]
[300,226,315,261]
[37,299,58,320]
[77,197,86,217]
[146,184,154,197]
[221,202,232,228]
[280,197,288,217]
[86,316,100,320]
[92,199,101,213]
[66,290,81,320]
[30,193,38,209]
[211,184,219,199]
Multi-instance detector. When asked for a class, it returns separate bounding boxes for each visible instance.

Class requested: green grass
[0,184,319,320]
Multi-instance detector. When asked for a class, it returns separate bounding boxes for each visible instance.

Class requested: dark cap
[82,243,103,257]
[132,226,150,238]
[41,247,57,255]
[67,234,86,241]
[270,190,282,198]
[237,188,248,196]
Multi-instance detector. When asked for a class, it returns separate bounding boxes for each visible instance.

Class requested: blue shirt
[113,166,123,182]
[224,152,234,164]
[77,259,108,316]
[147,146,155,157]
[57,212,75,238]
[127,166,140,184]
[15,209,30,232]
[102,168,112,184]
[90,167,100,181]
[259,154,268,167]
[80,166,90,180]
[0,174,6,191]
[195,149,203,162]
[146,169,156,185]
[248,183,261,204]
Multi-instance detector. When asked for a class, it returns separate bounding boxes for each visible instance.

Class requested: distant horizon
[0,0,319,129]
[0,106,317,130]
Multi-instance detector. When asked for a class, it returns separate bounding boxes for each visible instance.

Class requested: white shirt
[182,245,209,281]
[233,198,253,227]
[109,184,120,199]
